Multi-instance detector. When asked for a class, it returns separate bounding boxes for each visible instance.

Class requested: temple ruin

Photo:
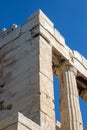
[0,10,87,130]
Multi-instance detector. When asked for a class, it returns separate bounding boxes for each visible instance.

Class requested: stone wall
[0,112,41,130]
[0,10,55,130]
[0,10,87,130]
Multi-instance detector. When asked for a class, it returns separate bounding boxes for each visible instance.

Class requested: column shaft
[60,66,83,130]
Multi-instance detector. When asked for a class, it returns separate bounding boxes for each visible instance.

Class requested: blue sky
[0,0,87,126]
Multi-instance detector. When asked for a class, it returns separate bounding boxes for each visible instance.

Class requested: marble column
[59,65,83,130]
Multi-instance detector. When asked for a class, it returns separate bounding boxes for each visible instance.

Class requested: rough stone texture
[0,35,40,122]
[0,10,87,130]
[0,112,41,130]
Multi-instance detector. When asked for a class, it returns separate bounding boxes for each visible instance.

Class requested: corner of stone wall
[0,112,41,130]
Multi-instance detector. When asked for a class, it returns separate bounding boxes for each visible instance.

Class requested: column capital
[63,65,77,75]
[58,63,77,77]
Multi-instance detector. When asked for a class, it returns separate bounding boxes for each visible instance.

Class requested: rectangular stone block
[40,91,54,109]
[54,29,65,46]
[0,112,41,130]
[39,9,54,27]
[40,101,55,120]
[40,72,54,98]
[21,16,39,33]
[40,111,55,130]
[73,51,82,63]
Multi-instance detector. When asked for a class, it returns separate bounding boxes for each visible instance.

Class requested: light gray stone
[0,9,87,130]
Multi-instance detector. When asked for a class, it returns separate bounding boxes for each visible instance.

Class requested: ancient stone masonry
[0,10,87,130]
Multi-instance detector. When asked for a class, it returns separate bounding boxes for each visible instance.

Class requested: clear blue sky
[0,0,87,126]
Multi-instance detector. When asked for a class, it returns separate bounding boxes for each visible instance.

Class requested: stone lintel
[0,9,87,83]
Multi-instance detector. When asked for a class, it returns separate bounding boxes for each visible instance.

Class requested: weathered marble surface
[0,112,41,130]
[0,10,87,130]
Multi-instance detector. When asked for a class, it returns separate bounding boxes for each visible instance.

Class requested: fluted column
[59,65,83,130]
